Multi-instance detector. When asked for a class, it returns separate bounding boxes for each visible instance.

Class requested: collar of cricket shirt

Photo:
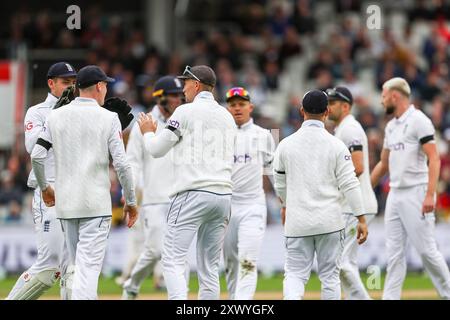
[395,104,415,124]
[152,104,167,123]
[45,93,58,104]
[74,97,100,106]
[334,114,354,132]
[238,118,254,130]
[302,119,325,129]
[194,91,214,102]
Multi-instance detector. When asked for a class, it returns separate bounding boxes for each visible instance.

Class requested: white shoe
[121,290,138,300]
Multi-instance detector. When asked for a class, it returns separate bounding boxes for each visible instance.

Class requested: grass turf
[0,271,436,299]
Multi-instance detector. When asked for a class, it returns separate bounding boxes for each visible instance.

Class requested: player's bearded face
[327,101,341,121]
[382,89,396,115]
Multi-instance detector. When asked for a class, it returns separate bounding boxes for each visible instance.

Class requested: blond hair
[382,77,411,97]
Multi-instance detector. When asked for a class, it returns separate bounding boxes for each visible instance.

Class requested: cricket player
[6,62,77,300]
[138,65,236,300]
[223,87,275,300]
[121,75,185,299]
[30,65,138,300]
[371,77,450,300]
[273,90,368,300]
[327,86,378,300]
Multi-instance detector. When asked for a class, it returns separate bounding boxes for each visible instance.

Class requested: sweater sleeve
[335,143,364,216]
[273,143,287,205]
[108,115,136,206]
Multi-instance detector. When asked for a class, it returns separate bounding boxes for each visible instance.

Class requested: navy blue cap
[152,76,184,97]
[302,90,329,114]
[47,62,77,78]
[76,65,115,89]
[326,86,353,105]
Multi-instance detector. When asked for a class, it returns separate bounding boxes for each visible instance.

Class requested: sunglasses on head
[183,65,201,82]
[326,88,351,104]
[226,87,249,99]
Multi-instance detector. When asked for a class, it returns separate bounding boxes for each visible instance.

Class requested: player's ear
[47,78,55,91]
[249,103,255,113]
[299,107,305,117]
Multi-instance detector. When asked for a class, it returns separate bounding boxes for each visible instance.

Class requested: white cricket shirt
[334,114,378,214]
[24,93,57,189]
[127,106,174,205]
[31,97,136,219]
[231,118,275,204]
[143,91,236,196]
[383,105,435,188]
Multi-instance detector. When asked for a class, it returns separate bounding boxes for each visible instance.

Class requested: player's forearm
[426,155,440,196]
[143,129,177,158]
[116,166,137,207]
[273,172,287,205]
[343,186,364,217]
[31,144,49,190]
[370,161,388,187]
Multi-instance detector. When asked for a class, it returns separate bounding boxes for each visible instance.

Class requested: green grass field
[0,272,440,300]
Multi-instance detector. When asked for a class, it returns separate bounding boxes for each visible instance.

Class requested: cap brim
[57,72,77,78]
[226,95,250,102]
[177,75,193,80]
[105,76,115,83]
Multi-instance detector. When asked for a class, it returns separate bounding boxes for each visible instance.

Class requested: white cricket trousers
[7,187,66,299]
[60,216,112,300]
[120,212,145,281]
[223,201,267,300]
[383,185,450,300]
[162,190,231,300]
[284,229,345,300]
[340,213,375,300]
[123,203,168,293]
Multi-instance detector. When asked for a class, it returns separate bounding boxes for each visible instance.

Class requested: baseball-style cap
[302,90,329,114]
[177,65,217,87]
[76,65,115,89]
[47,62,77,78]
[226,87,251,102]
[152,75,184,97]
[326,86,353,105]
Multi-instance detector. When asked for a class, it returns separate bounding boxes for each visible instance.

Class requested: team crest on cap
[65,63,73,72]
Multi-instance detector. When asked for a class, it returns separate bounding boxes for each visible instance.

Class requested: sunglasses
[226,87,249,99]
[326,88,351,104]
[183,65,201,82]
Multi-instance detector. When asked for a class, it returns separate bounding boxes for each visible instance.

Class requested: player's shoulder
[341,116,365,136]
[329,131,350,151]
[411,107,432,124]
[25,100,51,116]
[172,102,193,117]
[252,123,270,133]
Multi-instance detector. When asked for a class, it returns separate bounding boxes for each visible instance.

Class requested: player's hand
[123,204,138,228]
[53,85,77,109]
[42,185,55,207]
[103,97,134,130]
[138,112,158,134]
[280,207,286,226]
[356,221,368,245]
[422,194,435,216]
